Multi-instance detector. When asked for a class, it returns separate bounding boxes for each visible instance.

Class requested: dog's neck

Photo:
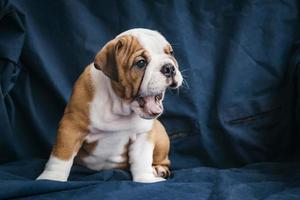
[89,65,153,134]
[91,65,133,117]
[106,76,133,117]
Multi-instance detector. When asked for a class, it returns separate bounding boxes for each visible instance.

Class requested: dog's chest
[81,113,152,170]
[81,114,152,170]
[79,130,134,170]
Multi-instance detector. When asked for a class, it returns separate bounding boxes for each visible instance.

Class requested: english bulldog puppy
[37,28,183,183]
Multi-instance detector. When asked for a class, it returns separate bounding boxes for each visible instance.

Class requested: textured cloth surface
[1,160,300,200]
[1,0,300,199]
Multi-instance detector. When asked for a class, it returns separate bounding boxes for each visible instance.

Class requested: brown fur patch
[163,44,173,55]
[52,66,94,160]
[148,120,171,167]
[74,140,98,165]
[94,35,148,102]
[77,140,98,157]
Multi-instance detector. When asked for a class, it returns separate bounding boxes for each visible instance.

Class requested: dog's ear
[94,38,124,82]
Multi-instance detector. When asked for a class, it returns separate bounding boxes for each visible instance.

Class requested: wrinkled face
[94,29,183,119]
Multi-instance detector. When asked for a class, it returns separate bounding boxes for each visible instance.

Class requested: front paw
[133,173,166,183]
[36,170,68,182]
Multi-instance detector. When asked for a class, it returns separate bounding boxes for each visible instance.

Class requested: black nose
[160,64,176,78]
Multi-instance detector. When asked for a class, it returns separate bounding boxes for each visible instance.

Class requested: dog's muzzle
[135,93,163,118]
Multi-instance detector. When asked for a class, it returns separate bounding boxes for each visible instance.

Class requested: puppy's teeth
[155,95,159,101]
[155,93,163,101]
[138,97,145,107]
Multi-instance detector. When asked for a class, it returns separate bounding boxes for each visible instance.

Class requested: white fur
[37,154,74,181]
[82,131,134,170]
[129,132,165,183]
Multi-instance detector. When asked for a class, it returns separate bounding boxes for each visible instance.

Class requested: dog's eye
[170,50,174,56]
[135,59,147,68]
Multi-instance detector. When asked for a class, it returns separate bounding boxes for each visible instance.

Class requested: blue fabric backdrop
[1,0,300,199]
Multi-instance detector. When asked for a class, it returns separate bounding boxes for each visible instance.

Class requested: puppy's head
[94,28,183,119]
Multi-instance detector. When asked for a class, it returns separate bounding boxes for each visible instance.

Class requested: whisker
[182,78,190,89]
[181,74,188,78]
[180,68,190,73]
[170,42,180,46]
[180,71,189,77]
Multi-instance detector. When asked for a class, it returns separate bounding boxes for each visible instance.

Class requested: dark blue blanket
[1,0,300,199]
[1,160,300,200]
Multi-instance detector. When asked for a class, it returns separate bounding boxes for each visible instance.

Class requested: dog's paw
[36,170,68,182]
[133,173,166,183]
[153,165,171,179]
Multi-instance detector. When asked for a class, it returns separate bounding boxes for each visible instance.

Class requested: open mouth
[136,93,163,118]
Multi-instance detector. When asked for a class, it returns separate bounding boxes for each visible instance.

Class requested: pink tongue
[143,96,162,115]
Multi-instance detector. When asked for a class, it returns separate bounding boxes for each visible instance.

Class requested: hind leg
[150,120,171,179]
[153,164,170,179]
